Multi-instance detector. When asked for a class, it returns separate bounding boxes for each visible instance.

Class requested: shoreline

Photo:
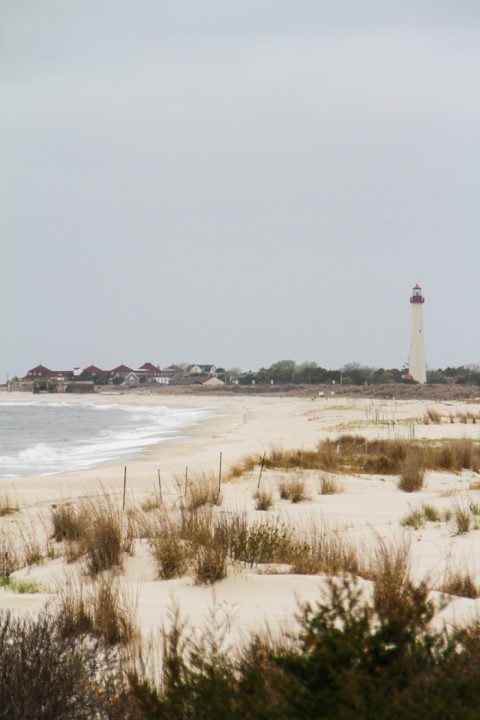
[1,390,479,509]
[0,392,329,507]
[1,392,480,646]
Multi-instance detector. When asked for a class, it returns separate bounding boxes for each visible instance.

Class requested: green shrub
[128,576,480,720]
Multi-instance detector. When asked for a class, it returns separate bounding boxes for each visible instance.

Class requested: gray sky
[1,1,479,378]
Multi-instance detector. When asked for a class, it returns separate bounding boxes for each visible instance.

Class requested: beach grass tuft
[319,473,343,495]
[398,461,425,493]
[453,501,472,534]
[253,488,274,511]
[0,492,18,517]
[439,569,479,599]
[57,575,136,645]
[368,535,413,619]
[278,476,308,503]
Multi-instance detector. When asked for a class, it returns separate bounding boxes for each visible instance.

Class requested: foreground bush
[0,611,132,719]
[128,577,480,720]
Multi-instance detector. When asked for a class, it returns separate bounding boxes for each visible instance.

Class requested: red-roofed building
[138,363,165,383]
[24,365,74,382]
[138,362,162,379]
[24,365,54,380]
[109,364,133,378]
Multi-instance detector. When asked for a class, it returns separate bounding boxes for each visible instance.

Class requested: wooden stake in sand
[122,466,127,510]
[218,451,223,492]
[184,466,188,497]
[157,469,162,502]
[257,451,266,489]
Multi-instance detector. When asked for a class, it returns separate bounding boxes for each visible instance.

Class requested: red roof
[110,364,133,374]
[139,362,160,374]
[82,365,106,375]
[24,365,74,380]
[413,283,422,289]
[24,364,53,379]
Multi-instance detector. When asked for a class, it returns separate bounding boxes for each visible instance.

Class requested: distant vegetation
[235,360,480,386]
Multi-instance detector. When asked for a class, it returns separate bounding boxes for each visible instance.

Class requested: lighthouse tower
[409,284,426,384]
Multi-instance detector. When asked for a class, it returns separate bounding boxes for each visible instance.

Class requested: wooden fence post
[122,466,127,510]
[257,451,266,489]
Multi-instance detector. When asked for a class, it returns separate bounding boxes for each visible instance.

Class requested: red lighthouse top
[410,284,425,304]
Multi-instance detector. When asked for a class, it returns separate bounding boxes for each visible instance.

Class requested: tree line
[229,361,480,386]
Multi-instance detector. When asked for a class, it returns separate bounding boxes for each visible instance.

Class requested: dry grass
[425,407,442,423]
[193,543,228,585]
[15,518,51,567]
[400,509,425,530]
[278,476,309,503]
[213,513,295,568]
[0,530,18,577]
[319,473,343,495]
[367,535,413,619]
[400,503,443,529]
[439,569,479,598]
[291,524,359,576]
[148,517,188,580]
[82,496,130,575]
[0,491,18,517]
[186,474,222,511]
[228,437,480,478]
[227,454,258,480]
[51,504,83,542]
[453,501,472,534]
[398,462,425,493]
[421,503,442,522]
[50,492,134,576]
[253,488,274,511]
[57,575,136,645]
[141,491,163,512]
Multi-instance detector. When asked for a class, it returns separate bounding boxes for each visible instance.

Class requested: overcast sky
[1,1,479,378]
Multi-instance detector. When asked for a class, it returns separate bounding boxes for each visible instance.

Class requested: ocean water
[0,401,211,477]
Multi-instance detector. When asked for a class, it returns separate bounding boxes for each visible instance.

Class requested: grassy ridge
[228,436,480,478]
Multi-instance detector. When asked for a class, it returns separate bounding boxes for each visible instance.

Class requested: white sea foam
[0,402,212,477]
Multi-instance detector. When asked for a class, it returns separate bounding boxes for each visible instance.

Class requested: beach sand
[1,390,480,645]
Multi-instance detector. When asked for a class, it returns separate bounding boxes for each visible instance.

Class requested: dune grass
[0,491,18,517]
[227,437,480,479]
[253,488,274,511]
[278,476,309,503]
[400,509,425,530]
[453,501,472,535]
[186,473,222,511]
[319,473,343,495]
[291,524,359,576]
[439,569,479,599]
[50,491,134,576]
[57,575,136,645]
[367,535,413,619]
[398,463,425,493]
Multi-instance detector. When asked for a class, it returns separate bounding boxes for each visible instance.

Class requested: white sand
[1,391,480,643]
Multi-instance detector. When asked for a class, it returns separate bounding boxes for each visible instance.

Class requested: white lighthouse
[409,283,426,384]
